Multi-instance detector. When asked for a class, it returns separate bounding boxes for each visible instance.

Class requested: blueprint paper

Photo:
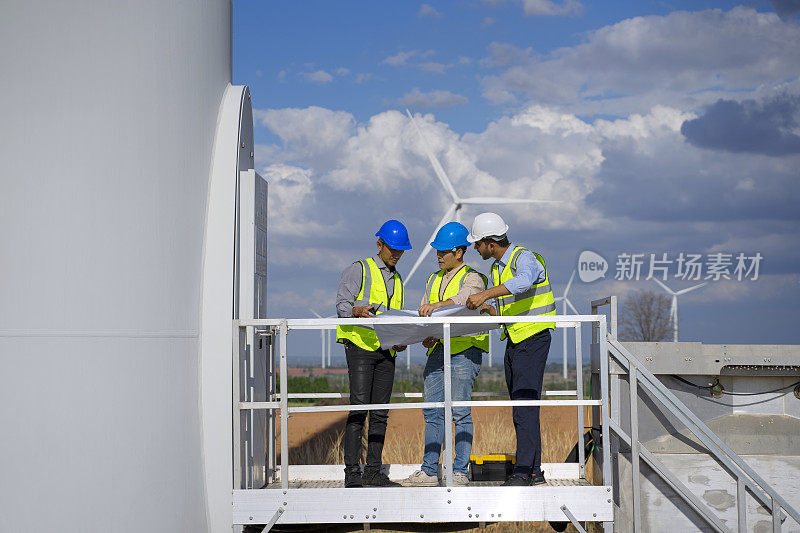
[373,305,500,348]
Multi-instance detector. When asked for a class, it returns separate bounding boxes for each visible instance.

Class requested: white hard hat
[467,212,509,243]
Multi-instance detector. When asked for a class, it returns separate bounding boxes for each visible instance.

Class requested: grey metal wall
[0,1,231,530]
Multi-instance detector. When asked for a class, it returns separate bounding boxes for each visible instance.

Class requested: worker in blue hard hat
[403,222,489,487]
[335,219,411,488]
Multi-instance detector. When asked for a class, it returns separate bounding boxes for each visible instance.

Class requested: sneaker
[531,472,546,485]
[502,474,531,486]
[403,470,439,487]
[453,472,470,486]
[344,467,362,488]
[362,470,402,487]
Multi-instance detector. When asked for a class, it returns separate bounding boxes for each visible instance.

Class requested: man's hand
[480,304,497,316]
[422,336,438,349]
[418,302,440,317]
[352,305,375,318]
[392,345,407,352]
[466,292,488,310]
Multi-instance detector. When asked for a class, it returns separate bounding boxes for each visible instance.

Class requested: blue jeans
[421,345,482,476]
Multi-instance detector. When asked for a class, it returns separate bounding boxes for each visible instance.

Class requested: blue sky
[233,1,800,363]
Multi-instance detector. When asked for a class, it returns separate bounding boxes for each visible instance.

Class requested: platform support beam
[259,508,283,532]
[561,504,587,533]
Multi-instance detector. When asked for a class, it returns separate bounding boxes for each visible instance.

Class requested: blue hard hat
[430,222,470,251]
[375,220,412,250]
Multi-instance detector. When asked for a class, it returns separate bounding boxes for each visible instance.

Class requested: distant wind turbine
[554,270,578,379]
[651,279,707,342]
[310,309,334,368]
[404,109,560,283]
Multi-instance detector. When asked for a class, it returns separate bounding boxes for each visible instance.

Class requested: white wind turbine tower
[651,279,707,342]
[311,310,334,368]
[554,270,578,379]
[404,110,560,283]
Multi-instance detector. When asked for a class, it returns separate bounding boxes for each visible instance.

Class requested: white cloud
[418,4,441,18]
[383,51,417,66]
[481,0,582,17]
[382,49,436,67]
[254,102,800,288]
[399,88,469,109]
[420,62,448,74]
[305,70,333,83]
[481,7,800,114]
[254,106,354,157]
[354,73,372,84]
[335,67,350,76]
[522,0,583,16]
[260,164,326,237]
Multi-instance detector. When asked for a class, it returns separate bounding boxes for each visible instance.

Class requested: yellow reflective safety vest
[426,264,490,355]
[491,246,556,343]
[336,257,404,355]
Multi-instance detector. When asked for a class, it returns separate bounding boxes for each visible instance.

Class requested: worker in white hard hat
[465,212,557,486]
[403,222,488,487]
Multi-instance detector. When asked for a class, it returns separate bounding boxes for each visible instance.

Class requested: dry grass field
[276,404,596,533]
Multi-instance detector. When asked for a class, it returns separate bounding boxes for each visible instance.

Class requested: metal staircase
[592,296,800,533]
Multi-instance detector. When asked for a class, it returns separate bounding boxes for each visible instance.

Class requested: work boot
[362,469,401,487]
[501,474,531,486]
[344,466,363,488]
[531,471,546,485]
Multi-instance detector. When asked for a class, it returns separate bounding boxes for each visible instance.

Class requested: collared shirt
[336,254,398,318]
[420,264,486,307]
[491,244,546,297]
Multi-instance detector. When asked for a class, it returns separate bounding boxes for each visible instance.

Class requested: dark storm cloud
[681,94,800,156]
[770,0,800,18]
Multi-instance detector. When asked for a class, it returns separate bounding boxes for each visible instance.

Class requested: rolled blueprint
[373,305,499,348]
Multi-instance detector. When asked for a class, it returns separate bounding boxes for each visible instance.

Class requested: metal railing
[591,296,799,533]
[233,314,610,493]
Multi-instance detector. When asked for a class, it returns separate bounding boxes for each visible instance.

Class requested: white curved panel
[0,1,231,531]
[200,85,255,532]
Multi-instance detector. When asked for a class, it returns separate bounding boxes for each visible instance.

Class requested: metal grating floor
[264,478,591,489]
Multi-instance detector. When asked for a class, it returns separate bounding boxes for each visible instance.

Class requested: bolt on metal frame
[232,313,612,529]
[592,295,799,533]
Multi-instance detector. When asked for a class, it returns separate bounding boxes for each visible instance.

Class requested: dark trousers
[504,329,551,476]
[344,343,396,473]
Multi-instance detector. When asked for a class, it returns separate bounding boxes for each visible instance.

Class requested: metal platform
[233,480,613,527]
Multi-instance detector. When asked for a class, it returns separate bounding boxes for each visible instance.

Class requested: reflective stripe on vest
[336,257,404,355]
[491,246,556,343]
[426,265,490,355]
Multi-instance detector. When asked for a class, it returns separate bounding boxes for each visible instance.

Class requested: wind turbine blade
[406,109,460,204]
[565,298,579,314]
[676,282,707,296]
[652,277,676,295]
[564,270,576,298]
[405,204,457,283]
[310,309,322,318]
[460,197,561,205]
[554,296,564,302]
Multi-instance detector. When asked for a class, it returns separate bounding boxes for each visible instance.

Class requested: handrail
[233,313,607,493]
[237,315,599,327]
[608,337,799,529]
